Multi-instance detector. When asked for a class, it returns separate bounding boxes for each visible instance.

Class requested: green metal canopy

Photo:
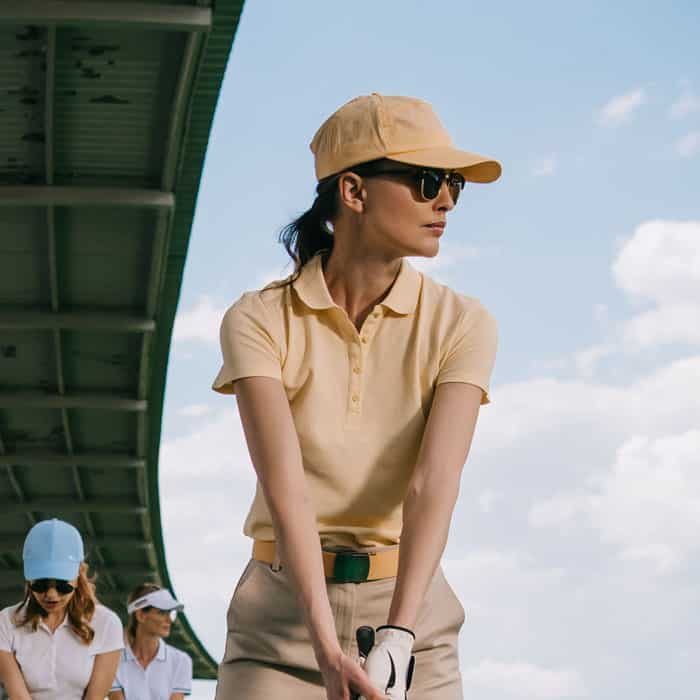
[0,0,245,679]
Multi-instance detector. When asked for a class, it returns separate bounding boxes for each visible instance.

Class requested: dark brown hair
[13,562,97,645]
[126,582,161,644]
[276,158,400,288]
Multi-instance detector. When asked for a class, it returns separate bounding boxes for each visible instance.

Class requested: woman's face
[30,578,78,616]
[137,607,174,639]
[340,169,457,259]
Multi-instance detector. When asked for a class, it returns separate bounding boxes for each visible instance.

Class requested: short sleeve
[212,293,283,395]
[171,650,193,695]
[436,304,498,404]
[0,608,15,653]
[93,606,124,654]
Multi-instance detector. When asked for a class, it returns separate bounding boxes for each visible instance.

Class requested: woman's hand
[319,647,388,700]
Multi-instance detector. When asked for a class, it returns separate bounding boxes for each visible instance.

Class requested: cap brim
[128,589,184,614]
[388,146,502,183]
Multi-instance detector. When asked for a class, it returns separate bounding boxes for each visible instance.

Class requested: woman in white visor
[0,519,123,700]
[108,584,192,700]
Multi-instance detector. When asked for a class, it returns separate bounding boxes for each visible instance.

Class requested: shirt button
[361,336,368,343]
[351,395,359,402]
[352,367,360,374]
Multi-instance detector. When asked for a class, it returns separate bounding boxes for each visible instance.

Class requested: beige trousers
[215,558,465,699]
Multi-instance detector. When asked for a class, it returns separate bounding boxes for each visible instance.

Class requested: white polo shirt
[0,603,124,700]
[111,640,192,700]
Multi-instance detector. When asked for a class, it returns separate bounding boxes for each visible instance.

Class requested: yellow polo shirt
[212,254,497,547]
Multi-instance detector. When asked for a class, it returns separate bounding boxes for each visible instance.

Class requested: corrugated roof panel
[0,207,49,305]
[56,206,154,309]
[1,0,246,679]
[54,28,184,183]
[0,25,46,185]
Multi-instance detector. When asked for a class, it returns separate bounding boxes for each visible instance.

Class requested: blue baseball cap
[23,519,84,582]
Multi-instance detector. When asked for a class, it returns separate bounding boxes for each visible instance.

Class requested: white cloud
[675,131,700,158]
[621,303,700,347]
[532,155,557,177]
[529,491,590,529]
[590,430,700,573]
[597,88,646,126]
[173,295,226,345]
[529,430,700,575]
[669,90,700,119]
[573,343,615,378]
[256,264,293,288]
[178,403,213,417]
[160,407,253,479]
[463,659,587,698]
[409,242,484,285]
[478,489,503,513]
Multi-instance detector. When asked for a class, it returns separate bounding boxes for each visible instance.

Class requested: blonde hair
[126,582,162,644]
[13,562,97,644]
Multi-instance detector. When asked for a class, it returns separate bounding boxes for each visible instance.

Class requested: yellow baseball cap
[310,93,501,183]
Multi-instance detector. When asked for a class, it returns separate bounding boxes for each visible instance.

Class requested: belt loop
[271,546,282,572]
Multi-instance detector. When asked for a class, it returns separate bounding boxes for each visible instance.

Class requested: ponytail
[277,183,338,285]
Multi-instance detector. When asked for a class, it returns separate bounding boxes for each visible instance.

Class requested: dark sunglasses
[316,160,466,204]
[350,161,466,204]
[364,165,465,203]
[29,579,75,595]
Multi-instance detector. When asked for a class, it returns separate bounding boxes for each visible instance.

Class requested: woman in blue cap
[0,519,124,700]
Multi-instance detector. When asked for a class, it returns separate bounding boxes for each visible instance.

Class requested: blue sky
[158,2,700,698]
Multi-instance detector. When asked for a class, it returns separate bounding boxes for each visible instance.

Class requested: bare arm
[235,377,385,700]
[0,651,32,700]
[388,382,483,629]
[108,691,125,700]
[169,694,185,700]
[84,650,121,700]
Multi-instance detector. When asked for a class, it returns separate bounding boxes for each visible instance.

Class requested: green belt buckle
[332,552,370,583]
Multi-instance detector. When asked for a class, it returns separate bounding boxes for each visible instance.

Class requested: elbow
[404,470,461,512]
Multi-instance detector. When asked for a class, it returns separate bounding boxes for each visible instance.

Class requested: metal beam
[0,2,212,32]
[0,187,174,209]
[0,454,145,468]
[0,393,147,412]
[1,500,148,515]
[0,311,155,332]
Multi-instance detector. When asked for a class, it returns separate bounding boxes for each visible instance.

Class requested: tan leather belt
[252,540,399,583]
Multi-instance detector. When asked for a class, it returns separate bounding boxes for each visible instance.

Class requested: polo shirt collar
[38,613,70,634]
[292,254,421,316]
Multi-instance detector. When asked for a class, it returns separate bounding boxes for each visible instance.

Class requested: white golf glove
[359,625,415,699]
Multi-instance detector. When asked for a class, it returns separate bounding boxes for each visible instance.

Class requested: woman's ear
[337,172,365,214]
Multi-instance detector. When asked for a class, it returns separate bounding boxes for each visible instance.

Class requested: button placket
[349,340,362,413]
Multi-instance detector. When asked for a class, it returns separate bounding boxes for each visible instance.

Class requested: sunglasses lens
[420,171,442,199]
[449,180,462,204]
[30,579,74,594]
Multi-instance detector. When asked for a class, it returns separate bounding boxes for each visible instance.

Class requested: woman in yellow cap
[212,93,501,700]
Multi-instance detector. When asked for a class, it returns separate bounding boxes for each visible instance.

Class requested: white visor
[127,589,184,614]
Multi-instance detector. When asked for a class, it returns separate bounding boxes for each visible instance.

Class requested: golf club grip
[351,625,376,699]
[356,625,375,657]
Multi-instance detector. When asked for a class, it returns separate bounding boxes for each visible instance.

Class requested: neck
[43,608,67,631]
[322,244,401,328]
[131,631,160,667]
